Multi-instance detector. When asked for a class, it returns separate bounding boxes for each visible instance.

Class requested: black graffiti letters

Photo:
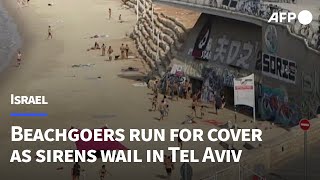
[262,53,296,84]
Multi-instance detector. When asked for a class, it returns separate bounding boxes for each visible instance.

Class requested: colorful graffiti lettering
[259,85,301,126]
[201,67,224,103]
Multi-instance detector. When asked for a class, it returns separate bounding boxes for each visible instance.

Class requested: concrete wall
[260,22,320,124]
[174,13,320,126]
[176,13,261,81]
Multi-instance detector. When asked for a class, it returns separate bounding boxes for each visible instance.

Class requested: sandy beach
[0,0,154,179]
[0,1,233,179]
[1,0,313,179]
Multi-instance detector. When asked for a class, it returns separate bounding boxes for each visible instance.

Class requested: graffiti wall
[186,14,261,70]
[260,21,320,122]
[301,70,320,118]
[259,85,301,126]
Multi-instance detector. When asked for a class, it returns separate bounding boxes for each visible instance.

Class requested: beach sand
[0,0,288,179]
[0,0,155,179]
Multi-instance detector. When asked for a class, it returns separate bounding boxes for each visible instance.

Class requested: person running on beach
[200,105,206,119]
[16,50,22,67]
[47,26,53,39]
[72,162,81,180]
[215,95,222,115]
[158,100,165,121]
[164,155,174,178]
[94,42,100,49]
[177,130,183,148]
[107,46,113,60]
[101,43,106,56]
[99,165,111,180]
[153,80,159,96]
[119,14,122,23]
[221,93,226,109]
[108,8,112,20]
[183,80,189,99]
[172,82,179,101]
[151,95,158,111]
[120,44,125,59]
[125,44,129,58]
[163,95,169,117]
[166,80,171,96]
[191,99,197,118]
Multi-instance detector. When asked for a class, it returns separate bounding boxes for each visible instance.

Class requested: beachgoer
[16,51,22,67]
[166,80,171,96]
[211,95,217,114]
[101,44,106,56]
[107,46,113,60]
[125,44,129,58]
[177,131,183,148]
[47,26,52,39]
[221,94,226,109]
[173,82,179,101]
[119,14,122,23]
[187,83,192,99]
[215,95,222,115]
[72,162,81,180]
[200,105,205,118]
[153,80,159,95]
[163,96,169,117]
[99,165,111,180]
[108,8,111,20]
[164,155,174,178]
[120,44,125,59]
[184,80,189,99]
[151,95,158,111]
[158,100,165,120]
[191,99,197,118]
[94,42,100,49]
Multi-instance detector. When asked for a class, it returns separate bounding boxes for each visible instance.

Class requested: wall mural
[200,67,238,103]
[211,35,258,69]
[261,53,297,84]
[189,34,259,69]
[301,71,320,118]
[259,85,301,126]
[191,20,213,61]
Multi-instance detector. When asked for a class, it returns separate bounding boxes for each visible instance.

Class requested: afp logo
[268,10,313,25]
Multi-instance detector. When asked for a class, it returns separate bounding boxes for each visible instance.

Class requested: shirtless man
[158,100,165,121]
[191,99,197,118]
[101,44,106,56]
[151,95,158,111]
[173,82,179,101]
[107,46,113,60]
[164,155,174,178]
[120,44,125,59]
[125,44,129,58]
[47,26,53,39]
[119,14,122,23]
[108,8,111,20]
